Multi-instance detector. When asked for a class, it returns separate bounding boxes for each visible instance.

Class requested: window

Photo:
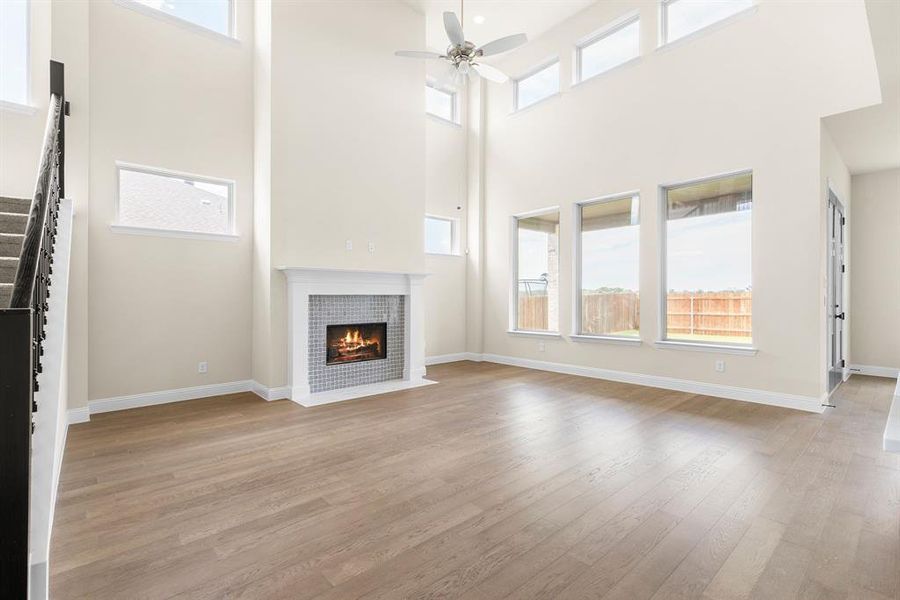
[660,0,753,45]
[0,0,29,106]
[577,194,640,338]
[576,14,640,83]
[424,215,459,255]
[662,171,752,345]
[125,0,233,37]
[115,163,235,237]
[514,60,559,111]
[513,210,560,332]
[425,83,457,123]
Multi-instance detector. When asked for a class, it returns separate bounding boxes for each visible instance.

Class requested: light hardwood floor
[51,362,900,599]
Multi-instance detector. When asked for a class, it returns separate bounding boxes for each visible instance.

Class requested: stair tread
[0,197,31,215]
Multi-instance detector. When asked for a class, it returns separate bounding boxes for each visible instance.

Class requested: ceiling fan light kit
[395,0,528,88]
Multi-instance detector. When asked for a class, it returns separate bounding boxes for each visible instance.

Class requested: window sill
[507,329,562,339]
[425,252,462,257]
[0,100,39,116]
[570,334,641,346]
[653,340,758,356]
[110,224,239,242]
[426,113,461,128]
[572,56,641,89]
[510,92,562,116]
[113,0,240,46]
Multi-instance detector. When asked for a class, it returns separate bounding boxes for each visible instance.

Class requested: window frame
[0,0,32,112]
[509,206,562,336]
[513,57,560,113]
[572,191,642,346]
[424,214,461,256]
[113,0,237,43]
[573,11,641,85]
[112,161,238,241]
[658,0,756,47]
[656,168,757,353]
[425,80,459,125]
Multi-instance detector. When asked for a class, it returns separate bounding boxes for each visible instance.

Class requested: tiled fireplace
[309,295,403,392]
[280,267,433,406]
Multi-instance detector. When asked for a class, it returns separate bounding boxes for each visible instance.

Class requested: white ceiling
[823,0,900,174]
[404,0,595,53]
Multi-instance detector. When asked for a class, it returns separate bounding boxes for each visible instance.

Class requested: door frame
[826,183,847,397]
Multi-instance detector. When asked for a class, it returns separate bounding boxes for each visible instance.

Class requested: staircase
[0,197,29,308]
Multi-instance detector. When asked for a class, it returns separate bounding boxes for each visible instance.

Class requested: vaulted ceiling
[404,0,595,52]
[822,0,899,174]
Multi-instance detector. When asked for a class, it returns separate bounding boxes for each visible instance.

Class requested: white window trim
[0,99,38,116]
[425,79,460,126]
[573,11,640,85]
[657,168,754,349]
[570,334,642,346]
[512,57,560,113]
[113,161,238,241]
[112,0,239,44]
[0,0,32,109]
[658,0,758,49]
[424,213,461,256]
[507,330,563,339]
[654,340,758,355]
[572,191,641,342]
[510,206,560,334]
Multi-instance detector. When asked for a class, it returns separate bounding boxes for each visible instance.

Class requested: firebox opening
[325,322,387,365]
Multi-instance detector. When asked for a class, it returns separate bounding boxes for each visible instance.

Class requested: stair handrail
[10,78,64,308]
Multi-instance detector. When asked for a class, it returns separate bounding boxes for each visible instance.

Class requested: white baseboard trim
[849,364,900,378]
[884,376,900,454]
[89,380,255,415]
[250,381,291,401]
[68,379,300,422]
[477,353,826,414]
[67,407,90,425]
[425,352,483,365]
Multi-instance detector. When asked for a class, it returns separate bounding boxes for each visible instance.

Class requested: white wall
[252,0,427,387]
[478,0,879,399]
[424,76,468,358]
[850,167,900,371]
[0,0,51,198]
[86,0,254,402]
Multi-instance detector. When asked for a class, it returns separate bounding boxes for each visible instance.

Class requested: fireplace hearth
[326,322,387,365]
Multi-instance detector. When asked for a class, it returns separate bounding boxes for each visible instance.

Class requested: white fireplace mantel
[278,266,433,407]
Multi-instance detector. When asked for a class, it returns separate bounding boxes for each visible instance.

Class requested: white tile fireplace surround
[279,267,434,407]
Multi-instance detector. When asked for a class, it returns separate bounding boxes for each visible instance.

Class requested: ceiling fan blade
[476,33,528,57]
[443,11,465,47]
[395,50,445,59]
[473,62,509,83]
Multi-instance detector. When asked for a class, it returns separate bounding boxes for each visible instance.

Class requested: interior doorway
[827,189,847,395]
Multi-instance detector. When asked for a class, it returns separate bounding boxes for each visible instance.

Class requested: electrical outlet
[198,361,208,374]
[345,240,353,251]
[715,360,725,373]
[368,241,376,253]
[538,342,546,352]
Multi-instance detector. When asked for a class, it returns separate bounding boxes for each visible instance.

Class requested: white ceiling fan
[395,0,527,86]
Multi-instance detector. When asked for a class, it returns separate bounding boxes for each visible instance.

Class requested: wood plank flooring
[50,363,900,599]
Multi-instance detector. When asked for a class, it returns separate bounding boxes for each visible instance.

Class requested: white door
[827,193,846,394]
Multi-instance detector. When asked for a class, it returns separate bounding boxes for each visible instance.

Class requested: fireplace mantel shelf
[277,266,428,278]
[280,266,432,407]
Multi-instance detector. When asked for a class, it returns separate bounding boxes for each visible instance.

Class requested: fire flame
[335,329,380,354]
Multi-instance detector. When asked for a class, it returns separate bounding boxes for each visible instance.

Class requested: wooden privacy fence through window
[666,291,751,338]
[518,290,751,338]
